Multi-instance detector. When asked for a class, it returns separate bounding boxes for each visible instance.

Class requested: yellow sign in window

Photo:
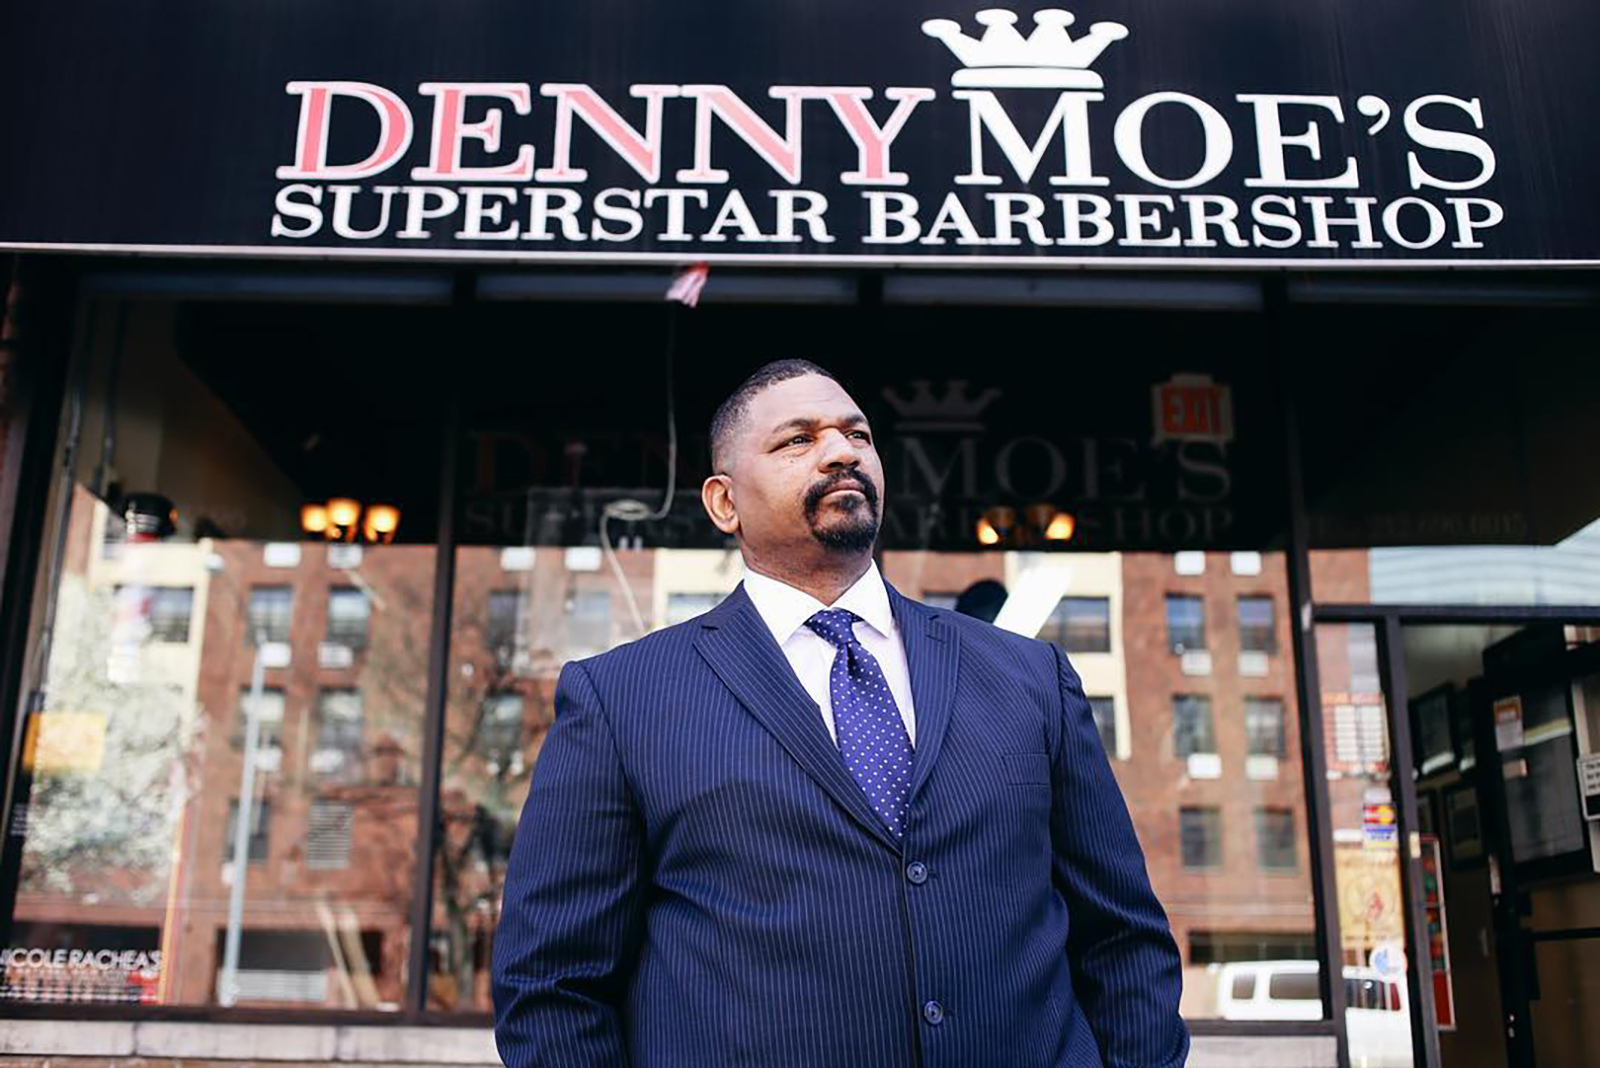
[22,712,108,773]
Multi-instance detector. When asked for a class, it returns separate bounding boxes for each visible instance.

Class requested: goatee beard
[804,471,880,553]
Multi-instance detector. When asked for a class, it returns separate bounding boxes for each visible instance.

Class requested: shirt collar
[742,559,896,648]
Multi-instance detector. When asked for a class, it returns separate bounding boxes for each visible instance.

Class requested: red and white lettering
[676,85,809,185]
[536,84,680,183]
[812,88,934,186]
[411,82,535,181]
[277,81,414,180]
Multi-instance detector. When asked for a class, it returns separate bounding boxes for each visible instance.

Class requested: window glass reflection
[430,547,1316,1021]
[6,300,438,1011]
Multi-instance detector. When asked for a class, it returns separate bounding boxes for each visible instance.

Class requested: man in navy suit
[492,360,1189,1068]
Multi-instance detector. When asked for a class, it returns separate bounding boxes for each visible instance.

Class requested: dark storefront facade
[1,3,1598,1068]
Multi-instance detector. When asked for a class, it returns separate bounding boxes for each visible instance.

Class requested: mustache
[804,470,879,513]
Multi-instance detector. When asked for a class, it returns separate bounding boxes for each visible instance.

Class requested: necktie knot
[805,608,862,650]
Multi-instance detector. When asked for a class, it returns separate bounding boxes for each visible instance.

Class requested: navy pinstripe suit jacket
[492,578,1189,1068]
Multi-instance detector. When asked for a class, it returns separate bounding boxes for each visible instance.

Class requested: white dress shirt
[741,560,917,746]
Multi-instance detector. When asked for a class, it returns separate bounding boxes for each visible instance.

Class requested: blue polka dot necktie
[805,608,915,837]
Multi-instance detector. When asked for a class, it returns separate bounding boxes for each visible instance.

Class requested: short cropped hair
[709,359,840,473]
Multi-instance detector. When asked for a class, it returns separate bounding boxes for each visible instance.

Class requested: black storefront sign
[1,0,1597,265]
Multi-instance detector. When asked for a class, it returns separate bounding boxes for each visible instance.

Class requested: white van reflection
[1214,960,1411,1068]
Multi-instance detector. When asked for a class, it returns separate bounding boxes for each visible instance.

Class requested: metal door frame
[1312,604,1600,1068]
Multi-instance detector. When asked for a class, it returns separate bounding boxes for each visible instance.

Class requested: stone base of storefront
[0,1020,1338,1067]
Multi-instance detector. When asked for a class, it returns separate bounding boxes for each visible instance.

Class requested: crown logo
[882,380,1003,431]
[921,9,1129,90]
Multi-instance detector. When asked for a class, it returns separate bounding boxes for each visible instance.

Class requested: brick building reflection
[10,493,1320,1017]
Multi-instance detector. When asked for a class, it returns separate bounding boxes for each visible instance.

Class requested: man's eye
[851,430,871,441]
[787,434,809,446]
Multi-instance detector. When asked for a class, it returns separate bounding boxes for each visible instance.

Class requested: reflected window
[247,586,293,645]
[1040,597,1111,653]
[1180,806,1223,869]
[1245,697,1287,759]
[326,588,370,648]
[314,689,363,782]
[233,687,285,750]
[565,590,612,659]
[146,586,195,643]
[475,693,524,764]
[225,798,272,865]
[665,592,724,627]
[306,801,354,871]
[1174,694,1216,757]
[1166,595,1206,653]
[1238,596,1277,654]
[1190,931,1317,964]
[1256,808,1298,871]
[216,929,342,1004]
[1087,696,1117,756]
[1348,626,1382,694]
[1269,970,1320,1002]
[485,590,521,663]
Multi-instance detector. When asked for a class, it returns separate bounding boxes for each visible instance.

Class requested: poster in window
[1419,834,1455,1030]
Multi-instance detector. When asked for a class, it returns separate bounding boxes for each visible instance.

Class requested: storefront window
[8,295,1322,1023]
[3,299,443,1010]
[1298,304,1600,608]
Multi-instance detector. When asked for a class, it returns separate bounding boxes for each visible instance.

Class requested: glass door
[1380,618,1600,1068]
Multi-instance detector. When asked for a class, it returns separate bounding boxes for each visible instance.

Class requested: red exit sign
[1152,373,1234,446]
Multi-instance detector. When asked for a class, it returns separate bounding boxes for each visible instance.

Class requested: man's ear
[701,474,740,535]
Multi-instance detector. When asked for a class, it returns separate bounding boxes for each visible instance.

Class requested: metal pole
[1266,276,1352,1068]
[219,630,266,1006]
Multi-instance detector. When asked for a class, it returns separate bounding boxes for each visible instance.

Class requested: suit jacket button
[922,1000,945,1026]
[905,861,928,885]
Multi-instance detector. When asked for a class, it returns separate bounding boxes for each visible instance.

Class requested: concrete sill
[0,1020,1336,1067]
[0,1021,498,1065]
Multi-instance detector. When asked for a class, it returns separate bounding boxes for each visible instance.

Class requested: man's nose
[818,428,862,470]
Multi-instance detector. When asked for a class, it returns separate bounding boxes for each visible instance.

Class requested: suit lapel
[695,583,902,854]
[885,580,960,802]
